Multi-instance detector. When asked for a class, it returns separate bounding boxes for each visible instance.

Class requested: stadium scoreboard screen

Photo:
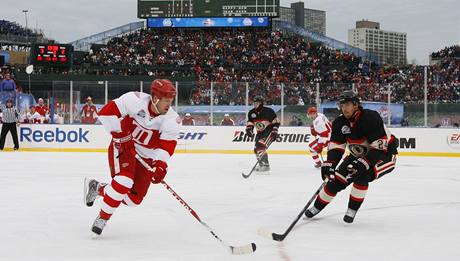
[31,44,73,67]
[138,0,279,18]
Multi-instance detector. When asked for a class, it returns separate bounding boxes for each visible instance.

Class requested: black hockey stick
[242,133,275,179]
[258,181,326,241]
[135,155,256,255]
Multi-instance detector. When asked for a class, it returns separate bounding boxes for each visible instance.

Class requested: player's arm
[313,118,330,148]
[149,115,181,184]
[269,109,280,138]
[245,110,255,137]
[98,92,137,133]
[321,119,346,180]
[364,112,391,165]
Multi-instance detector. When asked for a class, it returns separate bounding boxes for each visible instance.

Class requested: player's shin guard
[344,183,368,223]
[305,185,337,218]
[98,175,133,220]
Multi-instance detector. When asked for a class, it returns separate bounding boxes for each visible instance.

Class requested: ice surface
[0,152,459,261]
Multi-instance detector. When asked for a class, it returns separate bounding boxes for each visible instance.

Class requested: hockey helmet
[253,95,264,103]
[339,90,360,105]
[307,106,317,115]
[150,79,176,99]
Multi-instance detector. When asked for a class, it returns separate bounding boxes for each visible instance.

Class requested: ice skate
[91,215,108,235]
[304,206,321,218]
[255,164,270,174]
[343,208,357,223]
[84,178,101,207]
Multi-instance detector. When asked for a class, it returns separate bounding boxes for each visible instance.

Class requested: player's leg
[308,138,322,168]
[305,156,354,218]
[91,142,136,235]
[0,124,10,150]
[121,158,153,207]
[254,132,271,171]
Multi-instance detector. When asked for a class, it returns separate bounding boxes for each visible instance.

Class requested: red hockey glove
[112,132,136,172]
[310,126,318,136]
[245,125,254,138]
[150,160,168,184]
[321,160,337,181]
[314,143,325,154]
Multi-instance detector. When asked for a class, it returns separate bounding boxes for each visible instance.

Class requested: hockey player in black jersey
[305,90,398,223]
[245,95,280,172]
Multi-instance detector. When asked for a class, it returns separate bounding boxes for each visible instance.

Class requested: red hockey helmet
[307,106,317,115]
[150,79,176,99]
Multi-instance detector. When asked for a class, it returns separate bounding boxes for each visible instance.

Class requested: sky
[2,0,459,64]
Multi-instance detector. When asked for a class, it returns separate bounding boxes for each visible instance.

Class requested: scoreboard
[31,44,73,67]
[138,0,279,18]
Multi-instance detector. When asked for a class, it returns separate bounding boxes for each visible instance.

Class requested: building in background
[275,1,326,35]
[348,20,407,65]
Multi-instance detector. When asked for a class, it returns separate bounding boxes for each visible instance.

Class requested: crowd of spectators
[0,19,43,38]
[431,45,460,59]
[76,28,459,104]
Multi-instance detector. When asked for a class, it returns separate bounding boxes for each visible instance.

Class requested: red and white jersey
[26,111,43,124]
[98,91,181,163]
[311,113,332,145]
[81,104,98,124]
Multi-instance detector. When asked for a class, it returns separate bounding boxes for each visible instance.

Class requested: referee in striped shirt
[0,99,20,150]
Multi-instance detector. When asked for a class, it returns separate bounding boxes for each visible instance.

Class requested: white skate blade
[83,177,90,206]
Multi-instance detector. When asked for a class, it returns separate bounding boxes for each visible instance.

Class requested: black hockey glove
[271,125,279,140]
[245,125,254,138]
[321,160,336,181]
[346,158,370,176]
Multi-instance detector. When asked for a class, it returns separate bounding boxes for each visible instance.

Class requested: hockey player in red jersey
[84,79,181,235]
[307,107,332,168]
[305,90,398,223]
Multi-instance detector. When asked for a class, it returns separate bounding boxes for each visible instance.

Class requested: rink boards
[1,124,460,157]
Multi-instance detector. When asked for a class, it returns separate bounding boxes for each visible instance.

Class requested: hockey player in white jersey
[83,79,181,235]
[307,107,332,168]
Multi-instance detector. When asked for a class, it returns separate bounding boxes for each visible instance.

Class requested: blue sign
[321,101,404,125]
[147,17,270,28]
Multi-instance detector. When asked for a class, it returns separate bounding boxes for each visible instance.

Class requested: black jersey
[327,108,398,165]
[247,106,278,133]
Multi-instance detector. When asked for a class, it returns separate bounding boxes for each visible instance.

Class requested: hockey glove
[310,126,318,136]
[321,160,337,181]
[346,158,370,176]
[314,143,325,154]
[271,125,279,140]
[112,132,136,172]
[150,160,168,184]
[245,125,254,138]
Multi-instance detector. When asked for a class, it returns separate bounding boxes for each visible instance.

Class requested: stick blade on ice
[230,243,256,255]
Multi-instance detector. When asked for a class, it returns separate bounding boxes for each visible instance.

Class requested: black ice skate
[304,206,321,218]
[91,215,108,235]
[343,208,357,223]
[314,162,322,169]
[84,178,101,207]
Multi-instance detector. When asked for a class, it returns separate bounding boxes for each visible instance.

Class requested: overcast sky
[2,0,459,64]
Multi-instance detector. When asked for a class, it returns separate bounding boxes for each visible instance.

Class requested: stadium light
[22,10,29,41]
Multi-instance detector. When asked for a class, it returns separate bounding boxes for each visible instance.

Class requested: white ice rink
[1,152,459,261]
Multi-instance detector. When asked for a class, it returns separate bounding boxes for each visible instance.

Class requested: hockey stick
[258,181,326,241]
[242,133,276,179]
[135,155,256,255]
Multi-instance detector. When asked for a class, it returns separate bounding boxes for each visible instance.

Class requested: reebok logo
[20,127,89,143]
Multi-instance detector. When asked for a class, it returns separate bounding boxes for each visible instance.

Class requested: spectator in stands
[0,73,17,104]
[81,96,98,124]
[400,117,409,127]
[35,98,49,117]
[221,114,234,126]
[24,105,43,124]
[45,111,61,124]
[182,113,195,126]
[289,115,304,126]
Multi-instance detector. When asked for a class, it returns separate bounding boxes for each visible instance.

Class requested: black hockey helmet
[339,90,360,105]
[253,95,264,103]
